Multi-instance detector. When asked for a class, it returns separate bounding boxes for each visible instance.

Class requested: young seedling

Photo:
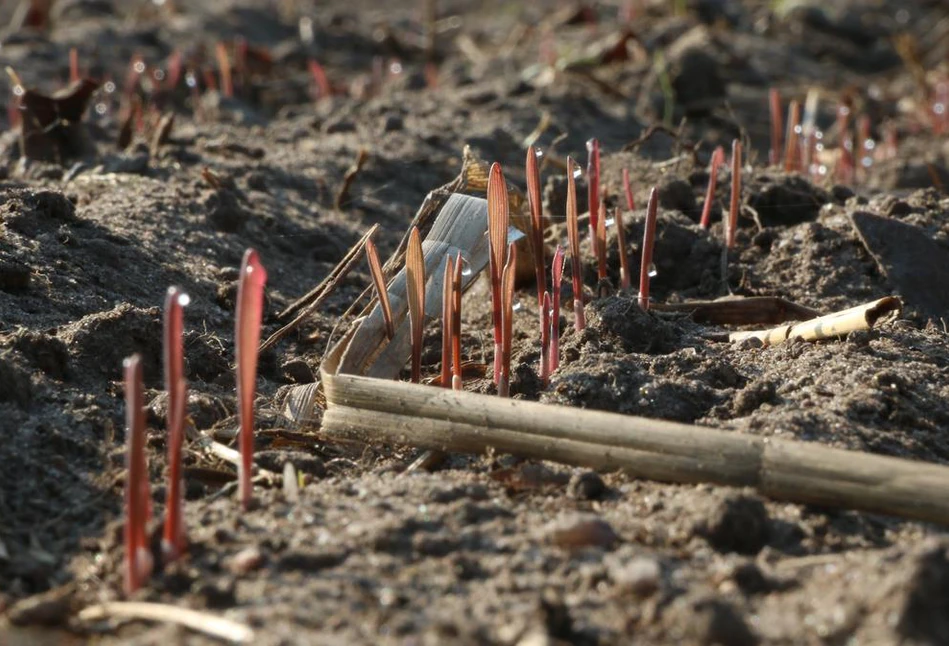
[69,47,80,85]
[727,140,742,249]
[622,168,635,211]
[365,238,395,340]
[639,187,659,310]
[123,354,153,595]
[235,249,267,511]
[165,50,183,92]
[784,99,801,172]
[614,207,631,290]
[835,101,854,184]
[539,290,551,385]
[586,138,601,242]
[406,227,425,384]
[162,286,189,564]
[699,146,725,229]
[441,255,454,388]
[769,88,783,167]
[451,252,463,391]
[595,201,608,287]
[566,157,585,331]
[549,245,564,373]
[307,59,332,101]
[526,146,546,312]
[498,242,517,397]
[857,114,873,180]
[215,42,233,98]
[487,162,509,384]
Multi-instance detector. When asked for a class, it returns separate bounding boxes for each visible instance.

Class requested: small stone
[547,514,618,550]
[323,117,356,134]
[610,556,661,596]
[736,336,763,350]
[281,358,315,384]
[567,471,607,500]
[227,546,264,574]
[695,493,770,555]
[380,114,404,133]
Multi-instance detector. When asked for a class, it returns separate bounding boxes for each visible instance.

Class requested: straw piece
[79,602,254,644]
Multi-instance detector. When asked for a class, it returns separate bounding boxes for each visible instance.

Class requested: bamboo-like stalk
[441,255,454,388]
[526,146,546,312]
[638,187,658,310]
[699,146,725,229]
[727,139,742,249]
[406,227,425,383]
[366,238,395,340]
[728,297,900,345]
[769,88,783,167]
[566,157,585,330]
[319,351,949,526]
[614,207,631,290]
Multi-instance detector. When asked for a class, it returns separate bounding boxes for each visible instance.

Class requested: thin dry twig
[335,148,369,210]
[79,602,255,644]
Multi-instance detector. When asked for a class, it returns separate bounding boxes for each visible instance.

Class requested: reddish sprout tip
[236,249,267,511]
[441,255,454,388]
[215,42,233,98]
[487,162,509,384]
[540,290,551,385]
[69,47,80,85]
[162,286,189,564]
[406,227,425,384]
[498,242,517,398]
[639,188,659,310]
[123,354,152,595]
[307,59,332,101]
[366,238,395,340]
[451,252,463,391]
[784,100,801,173]
[526,146,546,314]
[769,88,783,167]
[727,140,742,249]
[595,201,608,283]
[565,157,585,331]
[549,245,565,373]
[699,146,725,230]
[614,207,631,290]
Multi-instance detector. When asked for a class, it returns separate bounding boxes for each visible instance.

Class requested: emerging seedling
[406,227,425,384]
[565,157,585,331]
[365,238,394,340]
[162,286,189,564]
[769,88,783,167]
[526,146,546,312]
[699,146,725,229]
[639,187,659,310]
[451,252,463,391]
[539,290,551,385]
[835,101,854,184]
[69,47,80,85]
[123,354,153,595]
[595,201,608,285]
[614,207,631,290]
[235,249,267,511]
[784,99,801,172]
[586,138,601,243]
[215,42,233,98]
[308,59,332,101]
[487,162,509,384]
[441,255,454,388]
[622,168,635,211]
[727,140,742,249]
[498,242,517,397]
[549,245,565,373]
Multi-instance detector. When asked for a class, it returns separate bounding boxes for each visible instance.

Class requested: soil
[2,0,949,644]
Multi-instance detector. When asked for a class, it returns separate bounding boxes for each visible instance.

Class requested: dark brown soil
[2,0,949,644]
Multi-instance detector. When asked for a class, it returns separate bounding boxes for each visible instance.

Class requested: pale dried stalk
[728,297,901,345]
[79,602,254,643]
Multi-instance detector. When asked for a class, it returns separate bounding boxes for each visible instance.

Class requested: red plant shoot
[540,290,551,385]
[406,227,425,384]
[365,238,395,340]
[769,88,783,167]
[123,354,153,595]
[595,201,608,283]
[162,286,189,563]
[639,187,658,310]
[451,252,463,391]
[69,47,80,85]
[784,100,801,172]
[215,42,233,98]
[526,145,546,312]
[308,59,332,101]
[487,162,509,384]
[441,255,454,388]
[614,207,631,290]
[498,242,517,398]
[566,157,585,331]
[727,140,742,249]
[165,50,183,91]
[549,245,564,373]
[235,249,267,511]
[699,146,725,229]
[586,138,601,242]
[622,168,635,211]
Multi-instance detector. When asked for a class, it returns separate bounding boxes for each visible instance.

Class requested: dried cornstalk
[728,297,901,345]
